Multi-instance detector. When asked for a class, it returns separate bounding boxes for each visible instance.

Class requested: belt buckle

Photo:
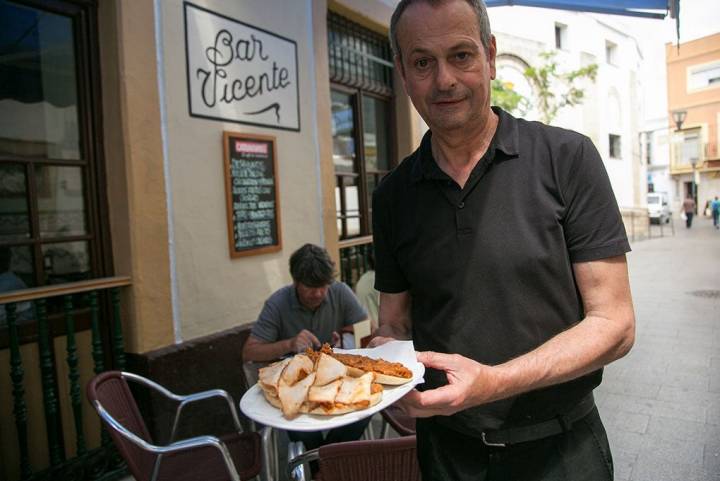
[481,432,506,448]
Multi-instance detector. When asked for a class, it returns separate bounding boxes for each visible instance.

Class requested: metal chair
[287,435,420,481]
[87,370,262,481]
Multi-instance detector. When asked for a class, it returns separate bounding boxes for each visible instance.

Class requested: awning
[486,0,681,42]
[485,0,677,18]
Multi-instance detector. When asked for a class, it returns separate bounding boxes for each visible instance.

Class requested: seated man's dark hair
[289,244,335,287]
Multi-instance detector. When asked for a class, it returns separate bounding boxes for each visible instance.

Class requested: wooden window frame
[0,0,113,347]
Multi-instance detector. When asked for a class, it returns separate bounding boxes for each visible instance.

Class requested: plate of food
[239,340,424,431]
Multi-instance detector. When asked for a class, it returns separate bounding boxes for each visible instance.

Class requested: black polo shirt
[372,107,630,436]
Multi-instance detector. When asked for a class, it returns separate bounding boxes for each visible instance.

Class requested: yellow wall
[0,333,101,481]
[98,0,175,353]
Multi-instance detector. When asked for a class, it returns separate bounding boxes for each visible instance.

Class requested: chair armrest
[94,401,242,481]
[287,448,319,481]
[120,372,243,442]
[170,389,243,441]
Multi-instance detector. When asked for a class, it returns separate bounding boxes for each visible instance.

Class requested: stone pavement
[595,216,720,481]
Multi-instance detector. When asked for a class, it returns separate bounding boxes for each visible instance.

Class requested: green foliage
[523,51,598,124]
[491,79,530,116]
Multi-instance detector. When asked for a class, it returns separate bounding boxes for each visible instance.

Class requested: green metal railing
[339,236,373,288]
[1,276,131,481]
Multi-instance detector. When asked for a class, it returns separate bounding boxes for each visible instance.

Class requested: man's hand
[367,336,396,348]
[289,329,321,353]
[397,351,500,417]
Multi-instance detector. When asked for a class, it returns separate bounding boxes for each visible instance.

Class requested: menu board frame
[222,131,282,258]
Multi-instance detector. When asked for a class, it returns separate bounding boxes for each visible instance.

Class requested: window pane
[0,1,81,159]
[35,165,87,237]
[331,90,355,174]
[335,176,360,238]
[0,163,31,241]
[42,240,90,285]
[0,245,34,325]
[362,96,390,172]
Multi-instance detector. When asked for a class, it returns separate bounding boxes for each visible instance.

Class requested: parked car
[648,192,671,224]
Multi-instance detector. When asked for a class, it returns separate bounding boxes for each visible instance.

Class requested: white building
[488,6,650,217]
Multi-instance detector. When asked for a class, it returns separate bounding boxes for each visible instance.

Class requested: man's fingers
[416,350,459,370]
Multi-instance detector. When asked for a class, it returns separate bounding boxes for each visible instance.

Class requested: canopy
[485,0,677,18]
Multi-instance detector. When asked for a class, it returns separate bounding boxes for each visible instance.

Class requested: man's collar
[410,107,520,184]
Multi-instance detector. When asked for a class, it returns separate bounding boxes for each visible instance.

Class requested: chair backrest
[381,404,416,436]
[86,371,157,481]
[318,435,421,481]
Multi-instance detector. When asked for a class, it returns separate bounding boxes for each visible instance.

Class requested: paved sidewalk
[595,217,720,481]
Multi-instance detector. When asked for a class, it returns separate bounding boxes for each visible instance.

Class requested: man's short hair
[289,244,335,287]
[389,0,492,61]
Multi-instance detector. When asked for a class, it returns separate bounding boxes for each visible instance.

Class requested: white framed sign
[184,2,300,131]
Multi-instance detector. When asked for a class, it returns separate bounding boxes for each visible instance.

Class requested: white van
[647,192,671,224]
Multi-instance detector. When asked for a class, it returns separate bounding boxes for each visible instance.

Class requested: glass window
[688,62,720,91]
[0,1,81,160]
[329,13,394,241]
[609,134,621,159]
[555,23,567,50]
[0,163,31,242]
[0,0,106,299]
[35,165,87,237]
[362,96,390,173]
[42,240,90,285]
[605,41,617,65]
[331,90,356,174]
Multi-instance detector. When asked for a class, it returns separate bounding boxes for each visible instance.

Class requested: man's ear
[488,35,497,80]
[394,54,409,93]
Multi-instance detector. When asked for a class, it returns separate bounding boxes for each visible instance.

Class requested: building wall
[488,7,645,210]
[666,32,720,211]
[112,0,416,346]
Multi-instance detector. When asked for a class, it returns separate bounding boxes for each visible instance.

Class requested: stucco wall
[159,0,324,341]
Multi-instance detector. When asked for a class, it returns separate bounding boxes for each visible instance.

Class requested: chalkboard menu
[223,132,282,257]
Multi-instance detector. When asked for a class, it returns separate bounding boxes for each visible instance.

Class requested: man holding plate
[370,0,636,480]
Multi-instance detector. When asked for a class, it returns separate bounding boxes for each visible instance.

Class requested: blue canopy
[485,0,678,19]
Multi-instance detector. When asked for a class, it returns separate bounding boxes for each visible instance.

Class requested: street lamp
[671,109,687,130]
[671,110,695,210]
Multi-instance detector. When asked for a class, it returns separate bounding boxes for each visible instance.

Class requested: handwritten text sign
[223,132,282,258]
[184,3,300,131]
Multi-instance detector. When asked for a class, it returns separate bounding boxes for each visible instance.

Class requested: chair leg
[261,426,277,481]
[288,441,309,481]
[380,419,390,439]
[363,417,376,440]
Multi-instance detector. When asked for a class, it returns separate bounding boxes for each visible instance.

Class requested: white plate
[239,341,425,432]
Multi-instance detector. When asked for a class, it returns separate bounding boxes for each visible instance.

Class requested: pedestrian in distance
[711,196,720,229]
[682,195,696,228]
[369,1,636,480]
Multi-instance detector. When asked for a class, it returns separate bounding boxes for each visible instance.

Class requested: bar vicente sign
[184,2,300,131]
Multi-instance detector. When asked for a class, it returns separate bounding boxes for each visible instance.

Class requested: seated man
[242,243,371,450]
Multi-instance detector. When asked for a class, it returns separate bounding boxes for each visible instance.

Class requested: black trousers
[686,212,694,228]
[287,417,371,450]
[417,408,613,481]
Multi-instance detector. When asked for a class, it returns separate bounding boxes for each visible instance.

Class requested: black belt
[481,394,596,447]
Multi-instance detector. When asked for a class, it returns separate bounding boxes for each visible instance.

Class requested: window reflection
[0,245,34,325]
[331,90,355,174]
[0,1,81,159]
[35,165,87,237]
[42,240,90,285]
[362,96,390,172]
[0,163,31,241]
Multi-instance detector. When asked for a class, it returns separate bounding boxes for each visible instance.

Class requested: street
[596,215,720,480]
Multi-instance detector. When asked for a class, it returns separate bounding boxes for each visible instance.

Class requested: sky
[602,0,720,121]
